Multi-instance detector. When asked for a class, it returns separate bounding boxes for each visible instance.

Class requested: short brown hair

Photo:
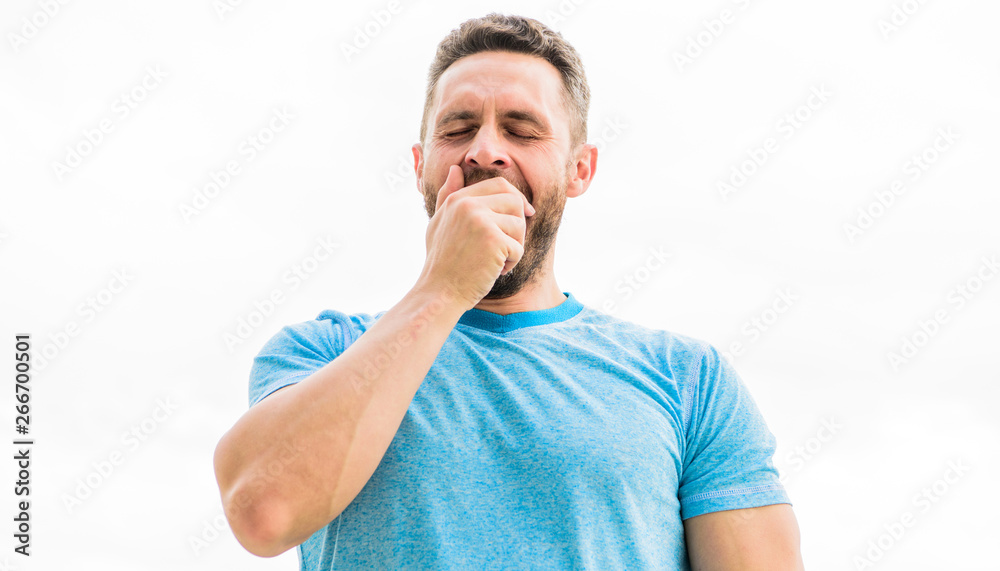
[419,13,590,150]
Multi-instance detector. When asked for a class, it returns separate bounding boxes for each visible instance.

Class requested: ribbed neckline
[457,292,583,334]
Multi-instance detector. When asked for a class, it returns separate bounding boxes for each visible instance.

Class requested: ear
[412,142,424,194]
[565,143,597,199]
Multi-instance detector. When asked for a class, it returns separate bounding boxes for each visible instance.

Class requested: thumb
[435,165,465,212]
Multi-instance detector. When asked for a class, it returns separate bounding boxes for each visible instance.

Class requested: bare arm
[213,285,464,557]
[213,165,533,557]
[684,504,805,571]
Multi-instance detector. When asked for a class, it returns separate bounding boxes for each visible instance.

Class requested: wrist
[405,278,469,325]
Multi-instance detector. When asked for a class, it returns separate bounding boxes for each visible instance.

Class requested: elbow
[214,436,296,557]
[224,490,296,558]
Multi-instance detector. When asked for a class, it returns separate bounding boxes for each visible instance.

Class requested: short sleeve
[677,344,790,519]
[248,313,350,408]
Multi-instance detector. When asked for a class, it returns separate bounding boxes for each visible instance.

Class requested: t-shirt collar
[457,292,583,334]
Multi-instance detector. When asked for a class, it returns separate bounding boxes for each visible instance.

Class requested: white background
[1,0,998,569]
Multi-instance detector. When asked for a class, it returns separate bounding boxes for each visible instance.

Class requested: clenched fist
[416,165,535,311]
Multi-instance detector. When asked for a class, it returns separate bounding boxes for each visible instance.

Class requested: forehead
[431,51,568,128]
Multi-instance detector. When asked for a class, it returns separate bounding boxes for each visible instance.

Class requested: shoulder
[258,307,384,357]
[569,300,723,377]
[248,306,386,407]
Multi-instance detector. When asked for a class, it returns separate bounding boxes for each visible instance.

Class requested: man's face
[415,51,577,299]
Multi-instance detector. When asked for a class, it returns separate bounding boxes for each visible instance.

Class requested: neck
[472,259,565,316]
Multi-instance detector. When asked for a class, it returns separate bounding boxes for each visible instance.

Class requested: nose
[464,123,511,170]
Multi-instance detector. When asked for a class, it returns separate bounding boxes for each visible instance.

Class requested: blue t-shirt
[248,292,790,570]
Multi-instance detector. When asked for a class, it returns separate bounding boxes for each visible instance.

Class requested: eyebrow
[437,109,548,130]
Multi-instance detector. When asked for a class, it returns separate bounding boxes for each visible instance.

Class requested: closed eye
[442,128,537,141]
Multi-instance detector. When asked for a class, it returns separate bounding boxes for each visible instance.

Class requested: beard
[422,166,566,300]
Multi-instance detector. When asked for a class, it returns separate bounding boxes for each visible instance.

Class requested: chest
[388,339,686,497]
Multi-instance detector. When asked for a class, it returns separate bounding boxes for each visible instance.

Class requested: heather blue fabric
[248,292,790,570]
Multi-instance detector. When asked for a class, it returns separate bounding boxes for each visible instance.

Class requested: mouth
[465,168,532,207]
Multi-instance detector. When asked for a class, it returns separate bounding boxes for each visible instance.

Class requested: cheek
[517,154,565,190]
[423,166,449,194]
[526,170,565,204]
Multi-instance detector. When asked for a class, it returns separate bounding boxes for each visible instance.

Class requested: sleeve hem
[680,486,791,520]
[249,372,312,408]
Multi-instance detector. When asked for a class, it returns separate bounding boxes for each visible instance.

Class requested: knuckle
[511,244,524,261]
[472,212,492,229]
[453,196,477,215]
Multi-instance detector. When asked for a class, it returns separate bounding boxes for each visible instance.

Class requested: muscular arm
[684,503,805,571]
[213,165,532,557]
[213,286,464,557]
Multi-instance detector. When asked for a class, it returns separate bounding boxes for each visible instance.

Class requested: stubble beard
[422,167,566,300]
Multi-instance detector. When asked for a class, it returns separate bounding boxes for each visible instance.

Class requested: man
[214,13,804,570]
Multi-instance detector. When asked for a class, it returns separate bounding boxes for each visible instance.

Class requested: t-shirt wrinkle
[248,292,790,570]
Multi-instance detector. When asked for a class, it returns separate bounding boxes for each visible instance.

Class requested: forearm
[213,284,463,557]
